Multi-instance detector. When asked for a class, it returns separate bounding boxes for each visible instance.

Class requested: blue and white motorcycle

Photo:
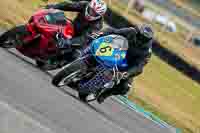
[52,34,129,102]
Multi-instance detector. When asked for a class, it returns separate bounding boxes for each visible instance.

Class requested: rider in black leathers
[87,24,154,103]
[45,0,107,47]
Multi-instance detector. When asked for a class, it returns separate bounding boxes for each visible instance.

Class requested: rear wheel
[0,25,29,48]
[36,60,45,67]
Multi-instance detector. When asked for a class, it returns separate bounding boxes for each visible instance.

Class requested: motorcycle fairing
[90,34,128,69]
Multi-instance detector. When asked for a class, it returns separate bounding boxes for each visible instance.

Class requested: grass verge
[129,55,200,133]
[0,0,72,28]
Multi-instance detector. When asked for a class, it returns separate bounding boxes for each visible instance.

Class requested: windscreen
[45,12,67,26]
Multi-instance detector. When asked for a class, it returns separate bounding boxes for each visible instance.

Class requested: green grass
[130,95,194,133]
[0,0,65,28]
[129,55,200,133]
[0,0,42,27]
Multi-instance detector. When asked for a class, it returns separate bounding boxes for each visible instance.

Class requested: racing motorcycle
[0,9,80,70]
[52,34,129,102]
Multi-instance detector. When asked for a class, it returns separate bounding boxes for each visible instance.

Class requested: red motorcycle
[0,9,80,70]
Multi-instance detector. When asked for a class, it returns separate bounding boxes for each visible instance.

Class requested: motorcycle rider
[87,24,154,104]
[45,0,107,47]
[46,1,153,103]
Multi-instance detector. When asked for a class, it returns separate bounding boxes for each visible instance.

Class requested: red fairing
[16,9,74,59]
[63,19,74,39]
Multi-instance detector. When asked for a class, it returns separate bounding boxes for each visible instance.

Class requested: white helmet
[85,0,107,21]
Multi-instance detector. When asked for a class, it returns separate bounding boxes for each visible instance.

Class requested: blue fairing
[90,35,128,69]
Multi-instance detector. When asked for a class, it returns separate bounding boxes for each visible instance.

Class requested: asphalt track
[0,46,175,133]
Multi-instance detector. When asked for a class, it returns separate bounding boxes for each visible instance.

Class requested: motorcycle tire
[52,59,83,87]
[35,60,45,68]
[0,25,29,48]
[52,58,98,102]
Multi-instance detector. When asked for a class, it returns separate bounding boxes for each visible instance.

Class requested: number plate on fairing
[95,42,114,56]
[91,35,128,69]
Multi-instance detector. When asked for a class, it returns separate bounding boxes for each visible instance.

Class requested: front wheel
[0,25,29,48]
[52,59,83,87]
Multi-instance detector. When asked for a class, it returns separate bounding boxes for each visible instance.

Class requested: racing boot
[97,88,113,104]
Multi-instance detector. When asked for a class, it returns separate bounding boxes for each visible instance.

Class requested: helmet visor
[86,6,100,17]
[142,26,153,39]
